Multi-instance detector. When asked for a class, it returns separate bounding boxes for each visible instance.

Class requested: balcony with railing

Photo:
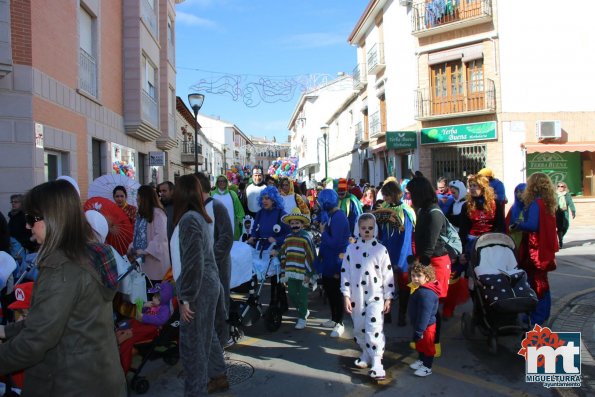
[367,43,385,75]
[355,121,363,143]
[352,63,367,90]
[79,48,97,97]
[141,89,159,128]
[414,78,495,120]
[411,0,493,37]
[369,111,381,138]
[181,140,204,165]
[141,0,158,38]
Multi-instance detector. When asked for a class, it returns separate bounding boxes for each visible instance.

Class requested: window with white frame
[142,54,157,99]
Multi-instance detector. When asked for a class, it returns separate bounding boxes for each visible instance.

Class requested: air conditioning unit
[536,121,561,140]
[399,0,411,6]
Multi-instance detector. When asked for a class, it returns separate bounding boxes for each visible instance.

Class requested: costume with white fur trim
[340,214,395,376]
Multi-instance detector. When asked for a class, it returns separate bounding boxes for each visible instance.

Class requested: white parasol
[88,174,141,206]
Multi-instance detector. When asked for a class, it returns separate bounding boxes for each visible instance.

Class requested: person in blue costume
[314,189,351,338]
[478,168,508,204]
[506,183,527,254]
[337,178,363,235]
[247,186,291,311]
[374,180,416,326]
[436,177,454,214]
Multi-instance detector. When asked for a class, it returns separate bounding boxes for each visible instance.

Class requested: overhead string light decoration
[183,67,350,108]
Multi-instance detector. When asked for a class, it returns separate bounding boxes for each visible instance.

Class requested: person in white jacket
[341,213,395,380]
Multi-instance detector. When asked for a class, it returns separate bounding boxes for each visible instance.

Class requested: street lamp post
[321,124,329,181]
[188,93,205,174]
[223,146,227,172]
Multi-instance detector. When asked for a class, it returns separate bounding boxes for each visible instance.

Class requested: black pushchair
[126,307,180,395]
[115,260,179,395]
[461,233,538,354]
[228,239,286,341]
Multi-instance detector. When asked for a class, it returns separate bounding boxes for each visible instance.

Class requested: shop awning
[371,143,386,154]
[523,142,595,153]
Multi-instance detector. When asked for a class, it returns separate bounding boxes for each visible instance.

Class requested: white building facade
[288,75,357,183]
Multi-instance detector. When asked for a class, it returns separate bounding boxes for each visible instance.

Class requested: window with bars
[431,145,486,182]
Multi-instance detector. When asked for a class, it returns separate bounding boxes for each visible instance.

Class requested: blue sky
[175,0,367,142]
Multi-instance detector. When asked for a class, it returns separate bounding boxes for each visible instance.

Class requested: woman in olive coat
[0,179,126,397]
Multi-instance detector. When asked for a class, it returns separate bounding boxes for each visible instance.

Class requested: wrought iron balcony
[355,121,363,143]
[79,48,97,97]
[352,63,367,90]
[367,43,385,75]
[414,78,495,120]
[411,0,492,37]
[181,140,204,164]
[369,111,381,138]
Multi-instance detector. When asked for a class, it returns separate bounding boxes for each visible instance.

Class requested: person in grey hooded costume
[170,175,227,396]
[197,172,234,347]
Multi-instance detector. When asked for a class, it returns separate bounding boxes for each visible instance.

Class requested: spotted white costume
[340,215,395,377]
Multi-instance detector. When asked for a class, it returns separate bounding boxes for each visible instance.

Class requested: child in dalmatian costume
[341,213,395,380]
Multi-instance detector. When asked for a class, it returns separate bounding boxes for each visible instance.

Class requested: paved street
[137,227,595,397]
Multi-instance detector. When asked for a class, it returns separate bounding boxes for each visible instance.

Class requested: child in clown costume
[341,213,395,380]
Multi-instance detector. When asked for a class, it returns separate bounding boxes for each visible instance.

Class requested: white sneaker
[414,365,432,377]
[295,318,307,330]
[320,320,336,328]
[409,360,424,370]
[330,323,344,338]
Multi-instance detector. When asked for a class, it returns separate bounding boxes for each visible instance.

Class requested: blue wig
[317,189,339,223]
[510,183,527,221]
[258,186,285,211]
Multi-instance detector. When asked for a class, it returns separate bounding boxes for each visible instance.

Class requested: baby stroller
[228,239,284,341]
[125,307,180,395]
[115,261,180,395]
[461,233,538,354]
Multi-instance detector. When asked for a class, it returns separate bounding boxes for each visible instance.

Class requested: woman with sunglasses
[170,174,227,395]
[0,179,126,396]
[458,174,505,255]
[555,181,576,248]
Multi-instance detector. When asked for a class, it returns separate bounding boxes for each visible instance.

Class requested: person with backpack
[406,176,452,357]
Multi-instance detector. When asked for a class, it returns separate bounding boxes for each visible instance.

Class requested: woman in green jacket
[0,179,126,397]
[555,181,576,248]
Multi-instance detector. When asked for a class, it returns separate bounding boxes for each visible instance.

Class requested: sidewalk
[549,226,595,395]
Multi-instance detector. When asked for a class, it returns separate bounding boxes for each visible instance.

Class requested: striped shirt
[279,232,316,280]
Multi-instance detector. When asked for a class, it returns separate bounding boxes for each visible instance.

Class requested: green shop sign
[386,131,417,150]
[421,121,497,145]
[526,152,582,195]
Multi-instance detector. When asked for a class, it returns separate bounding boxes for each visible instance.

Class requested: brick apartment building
[0,0,184,215]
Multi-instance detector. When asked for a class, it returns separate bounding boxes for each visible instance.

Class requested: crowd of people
[0,165,577,394]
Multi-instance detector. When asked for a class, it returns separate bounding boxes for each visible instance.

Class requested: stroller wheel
[264,307,282,332]
[461,312,475,340]
[131,376,150,394]
[163,353,179,366]
[232,327,245,342]
[488,337,498,355]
